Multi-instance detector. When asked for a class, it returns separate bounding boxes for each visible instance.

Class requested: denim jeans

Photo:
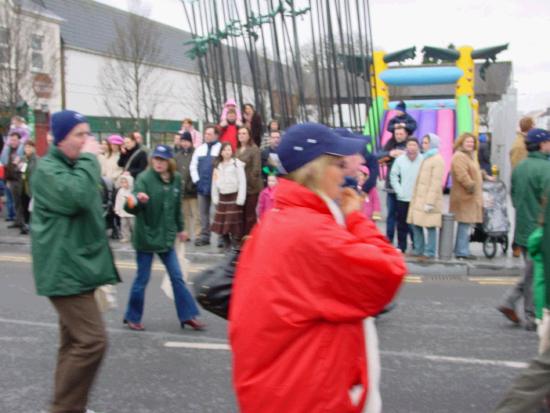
[412,225,437,257]
[386,192,397,243]
[395,200,411,252]
[4,184,15,220]
[125,248,199,323]
[454,222,471,257]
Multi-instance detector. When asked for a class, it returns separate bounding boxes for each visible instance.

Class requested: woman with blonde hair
[230,123,406,413]
[449,132,484,260]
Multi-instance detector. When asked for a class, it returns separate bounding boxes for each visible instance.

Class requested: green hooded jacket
[125,168,184,253]
[30,147,120,297]
[511,152,550,246]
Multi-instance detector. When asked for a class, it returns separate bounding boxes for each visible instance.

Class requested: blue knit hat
[50,110,88,145]
[396,101,406,112]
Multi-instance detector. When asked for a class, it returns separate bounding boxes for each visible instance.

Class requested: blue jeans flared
[125,248,199,323]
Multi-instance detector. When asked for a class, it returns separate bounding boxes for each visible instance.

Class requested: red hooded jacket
[229,179,406,413]
[219,123,238,152]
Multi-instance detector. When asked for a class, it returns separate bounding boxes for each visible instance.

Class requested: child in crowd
[211,142,247,250]
[220,98,242,123]
[357,165,381,221]
[257,174,277,220]
[114,174,135,243]
[219,108,241,151]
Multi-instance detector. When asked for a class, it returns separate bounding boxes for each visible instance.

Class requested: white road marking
[0,316,530,369]
[381,350,529,369]
[165,341,230,350]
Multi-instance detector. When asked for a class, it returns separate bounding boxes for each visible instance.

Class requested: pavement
[0,218,524,277]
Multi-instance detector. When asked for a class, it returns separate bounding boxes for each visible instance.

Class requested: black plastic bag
[193,248,239,320]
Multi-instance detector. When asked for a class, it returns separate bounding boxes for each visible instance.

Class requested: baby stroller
[100,177,121,240]
[470,179,510,258]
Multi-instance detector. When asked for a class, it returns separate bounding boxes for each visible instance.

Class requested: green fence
[86,116,182,147]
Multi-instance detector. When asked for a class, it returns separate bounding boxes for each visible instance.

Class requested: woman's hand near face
[340,187,362,216]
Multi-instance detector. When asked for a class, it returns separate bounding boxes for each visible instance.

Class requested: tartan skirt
[211,192,244,238]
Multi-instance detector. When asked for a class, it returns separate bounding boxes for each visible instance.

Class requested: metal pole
[439,213,455,260]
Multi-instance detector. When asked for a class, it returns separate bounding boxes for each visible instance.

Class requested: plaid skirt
[211,192,243,238]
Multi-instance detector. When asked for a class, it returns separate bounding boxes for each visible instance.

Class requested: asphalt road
[0,249,539,413]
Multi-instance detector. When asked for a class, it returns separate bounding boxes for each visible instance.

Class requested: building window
[31,34,44,71]
[0,27,9,65]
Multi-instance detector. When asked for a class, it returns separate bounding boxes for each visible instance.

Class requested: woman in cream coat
[408,133,445,260]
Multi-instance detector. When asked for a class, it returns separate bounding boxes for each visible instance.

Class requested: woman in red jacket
[229,123,407,413]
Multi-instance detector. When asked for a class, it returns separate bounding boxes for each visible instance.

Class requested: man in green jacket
[31,110,120,413]
[493,184,550,413]
[498,128,550,331]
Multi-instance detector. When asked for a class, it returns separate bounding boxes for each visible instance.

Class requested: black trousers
[396,200,411,252]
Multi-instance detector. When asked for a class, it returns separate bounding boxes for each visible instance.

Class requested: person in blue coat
[190,125,222,246]
[387,101,417,136]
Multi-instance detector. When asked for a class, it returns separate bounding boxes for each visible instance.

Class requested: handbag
[192,247,239,320]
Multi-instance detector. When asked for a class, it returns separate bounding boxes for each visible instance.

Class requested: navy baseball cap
[152,144,173,160]
[276,123,365,173]
[526,128,550,144]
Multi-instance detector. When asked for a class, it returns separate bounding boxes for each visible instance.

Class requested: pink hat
[107,134,124,145]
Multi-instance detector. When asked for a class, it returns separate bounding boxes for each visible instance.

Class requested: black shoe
[194,239,210,247]
[8,223,20,229]
[20,228,29,235]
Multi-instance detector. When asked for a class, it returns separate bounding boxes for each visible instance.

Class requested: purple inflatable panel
[415,110,437,141]
[436,109,455,187]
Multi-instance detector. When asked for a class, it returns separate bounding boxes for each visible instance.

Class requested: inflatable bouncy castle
[364,44,508,186]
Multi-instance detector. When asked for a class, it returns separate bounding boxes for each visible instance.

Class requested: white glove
[538,309,550,355]
[423,204,434,213]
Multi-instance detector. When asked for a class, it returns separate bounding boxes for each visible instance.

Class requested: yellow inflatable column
[364,51,389,139]
[455,46,475,135]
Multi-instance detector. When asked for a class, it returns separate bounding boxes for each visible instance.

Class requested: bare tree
[99,9,166,128]
[0,0,59,118]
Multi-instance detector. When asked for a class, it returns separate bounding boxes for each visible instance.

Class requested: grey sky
[98,0,550,113]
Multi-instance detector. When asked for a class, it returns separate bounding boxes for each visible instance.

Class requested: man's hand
[178,231,189,242]
[136,192,150,203]
[424,204,434,213]
[81,137,100,155]
[340,187,362,217]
